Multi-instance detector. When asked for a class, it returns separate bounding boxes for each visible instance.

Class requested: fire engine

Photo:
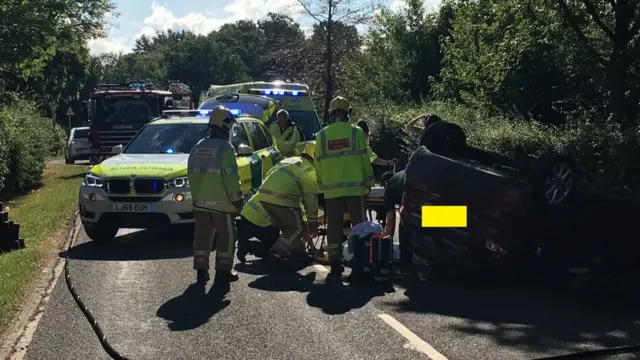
[80,80,193,163]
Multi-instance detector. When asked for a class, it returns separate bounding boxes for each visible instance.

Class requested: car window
[244,121,270,150]
[257,122,273,147]
[124,123,208,154]
[230,122,251,151]
[74,129,89,138]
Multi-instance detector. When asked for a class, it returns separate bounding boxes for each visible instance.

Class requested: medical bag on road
[347,222,393,284]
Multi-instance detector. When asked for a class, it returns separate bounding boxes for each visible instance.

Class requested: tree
[297,0,377,122]
[258,13,308,81]
[557,0,640,126]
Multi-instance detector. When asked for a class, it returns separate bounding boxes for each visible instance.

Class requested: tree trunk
[607,0,633,127]
[323,0,334,125]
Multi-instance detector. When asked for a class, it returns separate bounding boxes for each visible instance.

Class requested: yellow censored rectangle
[421,206,467,228]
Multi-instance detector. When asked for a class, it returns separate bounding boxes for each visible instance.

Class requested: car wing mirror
[111,144,123,155]
[237,144,253,157]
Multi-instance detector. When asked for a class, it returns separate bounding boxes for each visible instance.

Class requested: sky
[88,0,442,55]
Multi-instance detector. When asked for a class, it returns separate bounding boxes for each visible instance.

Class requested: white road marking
[378,313,448,360]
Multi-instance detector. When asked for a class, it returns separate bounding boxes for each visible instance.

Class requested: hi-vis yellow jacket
[257,157,318,222]
[269,122,303,157]
[241,192,272,228]
[314,122,374,199]
[188,137,243,213]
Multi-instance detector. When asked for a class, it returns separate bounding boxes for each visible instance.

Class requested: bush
[0,99,67,195]
[354,100,639,188]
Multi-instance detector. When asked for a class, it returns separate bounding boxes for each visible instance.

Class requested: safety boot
[214,270,239,286]
[196,269,210,284]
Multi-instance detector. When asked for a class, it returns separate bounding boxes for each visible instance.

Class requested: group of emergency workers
[187,96,395,287]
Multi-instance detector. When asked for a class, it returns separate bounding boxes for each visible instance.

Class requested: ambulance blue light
[292,91,299,96]
[166,148,174,154]
[198,110,212,116]
[229,109,241,115]
[257,89,301,96]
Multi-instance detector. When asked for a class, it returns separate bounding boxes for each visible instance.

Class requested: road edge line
[0,211,81,360]
[378,313,448,360]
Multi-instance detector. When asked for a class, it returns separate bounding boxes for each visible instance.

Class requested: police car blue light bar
[197,109,241,116]
[248,88,306,96]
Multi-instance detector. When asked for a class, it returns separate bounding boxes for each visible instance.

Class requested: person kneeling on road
[187,106,243,286]
[236,192,280,263]
[257,142,319,271]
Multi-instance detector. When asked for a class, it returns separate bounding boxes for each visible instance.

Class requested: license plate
[113,203,152,212]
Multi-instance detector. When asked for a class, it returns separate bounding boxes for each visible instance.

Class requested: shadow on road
[156,283,231,331]
[60,228,193,261]
[306,280,395,315]
[383,275,640,355]
[248,272,317,292]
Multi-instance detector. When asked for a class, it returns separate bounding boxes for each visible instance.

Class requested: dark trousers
[398,222,413,268]
[237,216,280,258]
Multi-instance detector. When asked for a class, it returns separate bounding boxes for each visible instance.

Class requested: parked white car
[64,127,91,164]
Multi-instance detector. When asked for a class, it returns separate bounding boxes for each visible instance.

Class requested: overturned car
[401,120,640,278]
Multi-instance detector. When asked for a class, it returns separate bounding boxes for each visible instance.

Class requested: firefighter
[187,106,243,286]
[315,96,374,280]
[236,192,280,263]
[258,142,319,270]
[269,109,304,157]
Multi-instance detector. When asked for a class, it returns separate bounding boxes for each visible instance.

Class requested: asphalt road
[20,226,640,360]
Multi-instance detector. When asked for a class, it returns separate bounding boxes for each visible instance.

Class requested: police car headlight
[167,176,189,188]
[83,174,103,188]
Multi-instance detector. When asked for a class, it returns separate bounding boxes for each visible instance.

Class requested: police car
[78,109,282,242]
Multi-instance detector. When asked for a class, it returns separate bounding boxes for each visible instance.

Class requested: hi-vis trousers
[193,210,236,272]
[324,196,365,264]
[260,202,307,258]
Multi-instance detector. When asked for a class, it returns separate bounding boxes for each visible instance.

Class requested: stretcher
[307,187,386,264]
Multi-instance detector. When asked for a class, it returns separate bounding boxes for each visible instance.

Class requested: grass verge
[0,163,87,335]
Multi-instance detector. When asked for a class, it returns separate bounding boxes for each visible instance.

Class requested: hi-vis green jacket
[257,157,318,222]
[269,122,303,157]
[314,122,374,199]
[188,137,242,213]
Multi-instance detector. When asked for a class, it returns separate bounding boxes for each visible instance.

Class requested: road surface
[17,227,640,360]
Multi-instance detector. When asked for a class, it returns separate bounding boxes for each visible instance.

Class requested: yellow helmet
[329,96,350,114]
[302,141,315,161]
[208,106,236,132]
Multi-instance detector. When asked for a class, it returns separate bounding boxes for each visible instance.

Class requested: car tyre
[421,120,467,157]
[529,151,576,209]
[65,152,74,165]
[83,222,118,242]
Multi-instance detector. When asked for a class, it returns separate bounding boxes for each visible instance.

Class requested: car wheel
[421,120,468,157]
[64,152,74,164]
[83,222,118,242]
[529,151,576,208]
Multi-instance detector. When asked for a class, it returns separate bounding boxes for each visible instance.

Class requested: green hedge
[0,99,67,195]
[353,101,640,188]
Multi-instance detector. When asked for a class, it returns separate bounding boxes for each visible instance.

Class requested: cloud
[390,0,442,12]
[87,0,304,55]
[88,37,132,55]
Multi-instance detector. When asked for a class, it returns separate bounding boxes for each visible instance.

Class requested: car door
[229,122,254,195]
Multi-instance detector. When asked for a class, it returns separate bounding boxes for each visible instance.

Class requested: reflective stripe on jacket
[314,122,374,199]
[241,192,272,228]
[269,122,302,157]
[188,137,242,213]
[257,157,318,221]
